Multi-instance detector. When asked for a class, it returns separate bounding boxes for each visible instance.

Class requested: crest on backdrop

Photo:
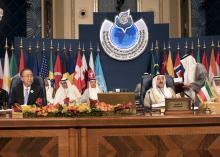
[100,10,149,61]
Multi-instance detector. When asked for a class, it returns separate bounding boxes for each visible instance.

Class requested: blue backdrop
[12,11,220,92]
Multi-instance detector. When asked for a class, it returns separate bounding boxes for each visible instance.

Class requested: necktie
[24,88,29,105]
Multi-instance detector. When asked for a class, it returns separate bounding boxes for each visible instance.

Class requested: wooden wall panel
[87,127,220,157]
[0,129,77,157]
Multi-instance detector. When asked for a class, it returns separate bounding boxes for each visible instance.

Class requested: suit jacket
[10,83,43,106]
[0,89,8,107]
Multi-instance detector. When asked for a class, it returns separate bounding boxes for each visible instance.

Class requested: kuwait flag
[197,81,213,103]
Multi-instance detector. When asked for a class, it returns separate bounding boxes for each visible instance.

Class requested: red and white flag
[88,49,95,78]
[73,51,85,94]
[81,52,88,91]
[209,46,217,81]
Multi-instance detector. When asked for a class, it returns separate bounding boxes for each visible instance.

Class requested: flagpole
[19,38,23,49]
[11,41,14,53]
[4,38,8,52]
[90,41,93,52]
[177,42,180,51]
[63,42,66,53]
[191,41,194,50]
[50,40,53,51]
[97,43,100,53]
[69,43,72,54]
[28,42,32,54]
[82,43,85,53]
[42,41,44,51]
[78,41,81,51]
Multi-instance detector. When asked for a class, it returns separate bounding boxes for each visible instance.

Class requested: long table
[1,115,220,157]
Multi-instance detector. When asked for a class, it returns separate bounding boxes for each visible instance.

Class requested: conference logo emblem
[100,10,148,61]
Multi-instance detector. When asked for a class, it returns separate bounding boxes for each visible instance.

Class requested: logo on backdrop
[100,10,148,61]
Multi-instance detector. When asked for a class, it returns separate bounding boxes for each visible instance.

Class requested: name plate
[165,98,192,114]
[12,111,23,119]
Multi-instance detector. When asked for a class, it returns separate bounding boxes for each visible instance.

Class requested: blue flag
[39,50,48,79]
[32,57,39,76]
[94,53,107,92]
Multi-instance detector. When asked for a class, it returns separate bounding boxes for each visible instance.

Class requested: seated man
[0,88,8,109]
[144,74,176,108]
[80,78,103,105]
[54,77,81,105]
[10,68,44,106]
[44,79,54,104]
[210,76,220,102]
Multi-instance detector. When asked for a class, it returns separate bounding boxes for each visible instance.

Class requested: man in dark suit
[0,88,8,109]
[10,68,44,106]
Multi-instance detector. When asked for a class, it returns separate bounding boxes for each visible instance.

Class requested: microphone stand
[183,91,197,114]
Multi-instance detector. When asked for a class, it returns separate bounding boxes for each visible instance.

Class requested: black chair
[140,74,175,106]
[8,76,47,107]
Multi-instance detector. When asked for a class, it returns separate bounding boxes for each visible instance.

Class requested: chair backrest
[8,76,47,106]
[139,74,175,106]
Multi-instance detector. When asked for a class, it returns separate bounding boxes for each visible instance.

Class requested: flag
[39,49,48,79]
[48,49,54,80]
[81,52,88,90]
[32,47,39,77]
[209,46,217,81]
[88,48,95,78]
[166,48,174,77]
[174,48,182,77]
[32,58,39,77]
[3,50,10,92]
[161,47,167,74]
[54,49,62,91]
[67,46,75,82]
[62,47,69,79]
[196,45,201,63]
[19,48,25,73]
[73,51,84,93]
[0,60,3,88]
[197,81,213,103]
[202,50,209,72]
[27,48,33,69]
[10,51,18,78]
[216,46,220,76]
[95,53,107,92]
[150,51,156,75]
[150,52,159,75]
